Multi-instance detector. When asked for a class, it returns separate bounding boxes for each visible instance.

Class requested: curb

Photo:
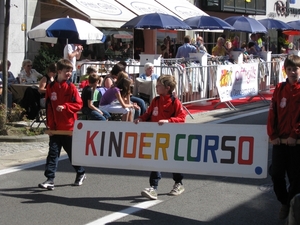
[0,134,49,142]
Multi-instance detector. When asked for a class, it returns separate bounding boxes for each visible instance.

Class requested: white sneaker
[141,187,158,200]
[169,183,185,196]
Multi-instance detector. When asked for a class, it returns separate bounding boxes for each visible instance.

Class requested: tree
[0,0,10,129]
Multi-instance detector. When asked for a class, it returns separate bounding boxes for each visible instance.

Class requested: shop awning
[155,0,208,20]
[115,0,179,17]
[60,0,137,28]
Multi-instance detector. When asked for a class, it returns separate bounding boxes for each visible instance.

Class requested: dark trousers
[44,135,85,180]
[82,107,110,121]
[149,172,183,189]
[271,144,300,206]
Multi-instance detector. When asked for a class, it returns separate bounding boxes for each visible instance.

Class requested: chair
[133,78,157,105]
[30,107,46,128]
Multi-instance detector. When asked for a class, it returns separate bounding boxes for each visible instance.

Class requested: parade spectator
[267,54,300,220]
[248,33,261,53]
[63,43,83,83]
[38,63,56,108]
[38,59,86,190]
[99,71,135,122]
[196,36,207,53]
[176,35,197,58]
[0,60,17,86]
[212,37,227,56]
[134,75,186,200]
[19,59,43,84]
[81,73,110,121]
[140,62,159,81]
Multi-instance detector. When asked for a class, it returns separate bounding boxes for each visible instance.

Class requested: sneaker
[279,204,289,220]
[169,183,185,196]
[141,187,158,200]
[38,179,54,190]
[74,173,86,186]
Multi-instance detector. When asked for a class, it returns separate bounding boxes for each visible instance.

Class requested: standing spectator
[38,59,86,190]
[176,35,197,59]
[212,37,227,56]
[134,75,186,200]
[196,36,207,53]
[248,34,261,53]
[81,73,110,121]
[267,54,300,220]
[19,59,43,84]
[140,62,159,81]
[63,43,83,83]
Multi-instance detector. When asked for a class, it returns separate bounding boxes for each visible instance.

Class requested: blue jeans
[44,135,85,180]
[130,96,146,119]
[149,172,183,189]
[82,107,110,121]
[71,71,77,83]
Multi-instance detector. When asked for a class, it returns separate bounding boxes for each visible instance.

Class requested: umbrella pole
[133,29,135,60]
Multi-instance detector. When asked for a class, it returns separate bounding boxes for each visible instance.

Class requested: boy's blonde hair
[88,73,100,84]
[56,59,73,71]
[157,75,177,94]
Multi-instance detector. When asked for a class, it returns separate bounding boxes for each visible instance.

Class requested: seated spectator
[102,63,124,88]
[140,62,159,81]
[81,73,110,121]
[212,37,227,56]
[99,71,135,122]
[0,60,15,107]
[232,36,240,50]
[19,59,43,84]
[247,42,258,55]
[39,63,56,108]
[0,60,17,87]
[79,66,103,89]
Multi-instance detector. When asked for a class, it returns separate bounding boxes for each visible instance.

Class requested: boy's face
[58,68,73,81]
[156,82,170,96]
[285,66,300,83]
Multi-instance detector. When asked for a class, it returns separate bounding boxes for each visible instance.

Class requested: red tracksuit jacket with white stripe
[46,80,82,131]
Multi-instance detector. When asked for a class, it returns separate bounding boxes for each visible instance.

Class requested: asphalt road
[0,105,286,225]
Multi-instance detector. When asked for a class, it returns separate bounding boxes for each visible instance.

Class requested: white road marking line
[85,200,163,225]
[0,155,68,175]
[208,108,269,124]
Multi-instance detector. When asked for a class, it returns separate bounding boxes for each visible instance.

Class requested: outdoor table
[10,83,39,104]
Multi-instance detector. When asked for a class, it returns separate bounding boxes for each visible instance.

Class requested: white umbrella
[28,17,104,45]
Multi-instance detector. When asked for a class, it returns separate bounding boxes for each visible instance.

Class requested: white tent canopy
[62,0,137,28]
[155,0,208,20]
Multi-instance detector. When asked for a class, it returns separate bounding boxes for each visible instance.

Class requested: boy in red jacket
[38,59,85,190]
[267,54,300,220]
[134,75,186,200]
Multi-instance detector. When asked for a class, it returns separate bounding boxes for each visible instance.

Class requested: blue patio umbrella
[28,17,105,44]
[286,20,300,30]
[120,13,191,30]
[184,15,235,30]
[258,18,293,30]
[224,16,267,33]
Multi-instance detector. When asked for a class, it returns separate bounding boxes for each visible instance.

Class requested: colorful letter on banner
[216,63,259,102]
[278,60,287,83]
[72,121,269,179]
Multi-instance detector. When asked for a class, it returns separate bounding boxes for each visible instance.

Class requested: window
[199,0,266,15]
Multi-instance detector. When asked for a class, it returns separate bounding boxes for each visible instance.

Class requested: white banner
[216,63,259,102]
[72,121,269,179]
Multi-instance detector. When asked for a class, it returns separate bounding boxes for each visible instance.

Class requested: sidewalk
[0,99,270,170]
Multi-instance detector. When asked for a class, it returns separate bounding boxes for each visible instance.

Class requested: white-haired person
[19,59,43,84]
[139,62,159,81]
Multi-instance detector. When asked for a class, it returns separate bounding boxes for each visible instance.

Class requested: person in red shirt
[267,54,300,220]
[134,75,186,200]
[38,59,85,190]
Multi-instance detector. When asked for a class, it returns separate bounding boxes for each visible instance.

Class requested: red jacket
[139,94,186,123]
[267,80,300,140]
[46,80,82,131]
